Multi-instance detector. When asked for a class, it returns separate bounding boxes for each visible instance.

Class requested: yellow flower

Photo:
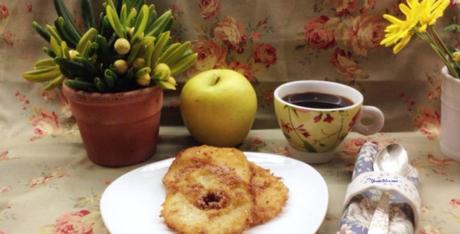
[380,0,421,54]
[380,0,449,54]
[418,0,450,32]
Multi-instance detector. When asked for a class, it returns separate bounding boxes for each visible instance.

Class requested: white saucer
[287,145,337,164]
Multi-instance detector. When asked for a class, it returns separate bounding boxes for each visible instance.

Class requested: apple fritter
[249,162,289,226]
[163,145,251,190]
[161,145,288,234]
[162,164,252,234]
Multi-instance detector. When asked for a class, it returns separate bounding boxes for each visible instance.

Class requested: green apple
[180,69,257,147]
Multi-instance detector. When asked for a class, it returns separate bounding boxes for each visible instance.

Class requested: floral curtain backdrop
[1,1,460,233]
[1,0,456,142]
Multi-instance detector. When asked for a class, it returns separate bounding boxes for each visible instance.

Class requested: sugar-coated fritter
[162,163,252,234]
[249,162,289,226]
[161,145,288,234]
[163,145,251,190]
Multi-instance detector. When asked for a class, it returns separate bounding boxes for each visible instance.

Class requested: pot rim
[62,82,163,105]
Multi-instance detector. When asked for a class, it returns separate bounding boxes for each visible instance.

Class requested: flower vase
[62,84,163,167]
[440,66,460,161]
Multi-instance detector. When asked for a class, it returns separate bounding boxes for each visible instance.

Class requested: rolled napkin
[338,141,420,234]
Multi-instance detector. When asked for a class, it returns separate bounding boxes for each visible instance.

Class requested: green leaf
[65,79,96,92]
[80,0,96,30]
[106,5,125,38]
[95,77,107,92]
[444,24,460,33]
[32,21,51,42]
[133,5,149,39]
[158,80,176,90]
[53,0,81,37]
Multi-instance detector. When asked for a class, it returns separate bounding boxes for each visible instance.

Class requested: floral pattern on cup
[275,103,361,153]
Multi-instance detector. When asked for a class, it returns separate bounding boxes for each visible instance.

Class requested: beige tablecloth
[1,128,460,233]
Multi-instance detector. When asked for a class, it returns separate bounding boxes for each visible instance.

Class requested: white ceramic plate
[100,152,329,234]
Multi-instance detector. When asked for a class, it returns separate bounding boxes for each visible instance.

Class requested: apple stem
[214,76,221,85]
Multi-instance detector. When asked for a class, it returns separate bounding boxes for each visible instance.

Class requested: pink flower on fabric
[253,44,277,67]
[30,168,67,188]
[449,198,460,208]
[192,39,227,72]
[228,61,254,82]
[342,15,386,56]
[341,137,367,156]
[26,3,33,13]
[30,109,62,141]
[214,16,246,48]
[198,0,220,20]
[0,186,11,193]
[330,0,376,15]
[415,107,440,140]
[250,32,261,42]
[332,0,357,15]
[0,4,9,20]
[330,48,367,79]
[417,225,443,234]
[54,210,93,234]
[2,31,13,46]
[0,151,8,161]
[304,16,336,49]
[427,154,455,167]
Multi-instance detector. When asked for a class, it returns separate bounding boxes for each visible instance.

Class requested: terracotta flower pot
[440,66,460,161]
[62,84,163,167]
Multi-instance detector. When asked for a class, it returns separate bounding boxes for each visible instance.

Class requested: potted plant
[380,0,460,160]
[22,0,197,167]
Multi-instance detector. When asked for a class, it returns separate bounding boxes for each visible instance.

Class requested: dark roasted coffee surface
[283,92,353,109]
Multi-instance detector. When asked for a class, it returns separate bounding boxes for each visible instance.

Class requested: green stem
[431,27,460,78]
[416,30,459,77]
[430,27,455,62]
[429,27,459,77]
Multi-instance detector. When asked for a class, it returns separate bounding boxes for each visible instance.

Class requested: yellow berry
[114,38,131,55]
[133,58,145,69]
[114,59,128,74]
[136,73,151,86]
[154,63,171,80]
[453,51,460,62]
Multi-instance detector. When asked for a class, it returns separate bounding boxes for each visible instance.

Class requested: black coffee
[283,92,353,109]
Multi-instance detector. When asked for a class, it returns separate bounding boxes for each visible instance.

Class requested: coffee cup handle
[352,106,384,135]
